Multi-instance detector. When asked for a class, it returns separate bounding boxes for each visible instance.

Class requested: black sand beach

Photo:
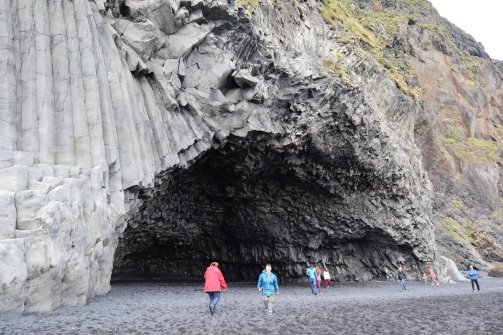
[1,276,502,335]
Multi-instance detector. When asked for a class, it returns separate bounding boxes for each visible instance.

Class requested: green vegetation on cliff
[319,0,425,99]
[323,57,352,85]
[438,217,474,244]
[236,0,259,11]
[320,0,382,50]
[441,132,498,164]
[318,0,485,100]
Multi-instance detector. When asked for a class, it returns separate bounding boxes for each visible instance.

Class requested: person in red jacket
[204,262,227,315]
[315,266,322,294]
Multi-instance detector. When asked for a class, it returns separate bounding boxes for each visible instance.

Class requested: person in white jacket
[323,269,331,288]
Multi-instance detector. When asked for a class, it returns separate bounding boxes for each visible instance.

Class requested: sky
[428,0,503,60]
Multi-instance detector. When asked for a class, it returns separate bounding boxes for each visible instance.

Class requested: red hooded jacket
[204,266,227,292]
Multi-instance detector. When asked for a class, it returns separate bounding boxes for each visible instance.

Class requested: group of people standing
[203,262,482,315]
[305,264,331,295]
[397,265,438,292]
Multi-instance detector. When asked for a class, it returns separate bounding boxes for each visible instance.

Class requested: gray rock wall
[1,0,435,312]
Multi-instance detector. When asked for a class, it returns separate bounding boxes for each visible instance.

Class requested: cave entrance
[112,132,319,282]
[112,132,422,282]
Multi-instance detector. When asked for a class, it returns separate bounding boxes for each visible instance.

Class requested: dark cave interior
[112,132,422,282]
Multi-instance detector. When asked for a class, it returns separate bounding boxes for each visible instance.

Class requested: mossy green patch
[323,57,352,86]
[461,54,479,80]
[320,0,383,50]
[438,217,471,244]
[448,137,498,163]
[236,0,259,11]
[450,198,465,211]
[388,69,422,100]
[495,126,503,138]
[319,0,422,99]
[439,125,498,163]
[417,23,437,33]
[439,125,464,145]
[441,137,457,145]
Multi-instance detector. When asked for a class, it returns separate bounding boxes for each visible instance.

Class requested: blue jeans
[400,279,407,291]
[207,292,221,310]
[309,279,317,294]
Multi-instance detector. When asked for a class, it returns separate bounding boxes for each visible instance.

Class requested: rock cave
[114,128,431,282]
[0,0,466,313]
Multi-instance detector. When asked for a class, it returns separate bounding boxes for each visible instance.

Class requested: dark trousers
[471,279,480,291]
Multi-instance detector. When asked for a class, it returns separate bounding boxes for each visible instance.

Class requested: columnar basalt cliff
[0,0,501,313]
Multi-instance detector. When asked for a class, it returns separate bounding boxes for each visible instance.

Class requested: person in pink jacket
[427,266,439,286]
[204,262,227,315]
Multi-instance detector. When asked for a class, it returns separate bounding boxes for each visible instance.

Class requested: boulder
[232,69,260,88]
[163,22,214,59]
[188,9,204,24]
[182,48,234,88]
[488,265,503,278]
[112,19,165,61]
[437,256,469,282]
[125,0,177,34]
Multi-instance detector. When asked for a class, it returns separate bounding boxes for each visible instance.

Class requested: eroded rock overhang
[0,0,435,312]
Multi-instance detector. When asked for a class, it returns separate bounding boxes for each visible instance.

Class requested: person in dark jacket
[257,263,279,315]
[466,265,480,292]
[204,262,227,315]
[398,266,407,292]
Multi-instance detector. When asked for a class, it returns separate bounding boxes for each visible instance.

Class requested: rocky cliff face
[317,0,503,268]
[0,0,499,313]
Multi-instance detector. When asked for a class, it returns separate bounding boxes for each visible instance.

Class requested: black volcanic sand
[1,276,502,335]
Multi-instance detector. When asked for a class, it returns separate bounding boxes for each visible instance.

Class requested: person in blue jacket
[306,264,318,295]
[257,263,279,315]
[466,265,480,292]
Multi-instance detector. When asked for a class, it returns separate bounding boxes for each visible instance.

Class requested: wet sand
[1,276,502,335]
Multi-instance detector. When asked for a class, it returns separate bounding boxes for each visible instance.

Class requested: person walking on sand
[466,265,480,292]
[257,263,279,315]
[427,266,439,286]
[204,262,227,315]
[315,266,322,294]
[398,266,407,292]
[306,264,318,295]
[323,268,331,288]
